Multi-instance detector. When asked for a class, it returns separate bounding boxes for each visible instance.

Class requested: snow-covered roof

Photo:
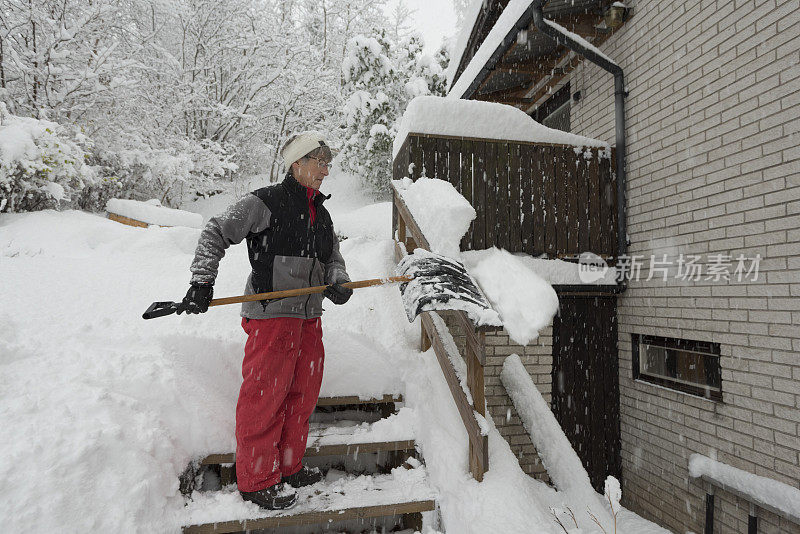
[447,0,534,99]
[106,198,203,228]
[447,1,618,100]
[392,96,609,160]
[445,0,484,87]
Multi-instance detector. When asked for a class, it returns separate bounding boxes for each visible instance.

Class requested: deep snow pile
[0,187,415,532]
[0,169,668,533]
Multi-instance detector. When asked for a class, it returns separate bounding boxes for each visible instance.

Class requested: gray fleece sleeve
[324,224,350,285]
[189,194,270,285]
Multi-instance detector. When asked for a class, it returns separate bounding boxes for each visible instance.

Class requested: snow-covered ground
[0,169,668,533]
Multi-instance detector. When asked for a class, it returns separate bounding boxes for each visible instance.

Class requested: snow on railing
[391,179,491,481]
[689,454,800,527]
[429,312,475,407]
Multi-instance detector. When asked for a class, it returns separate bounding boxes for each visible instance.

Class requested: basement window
[632,334,722,401]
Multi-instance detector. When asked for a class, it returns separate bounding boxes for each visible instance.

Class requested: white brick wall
[570,0,800,532]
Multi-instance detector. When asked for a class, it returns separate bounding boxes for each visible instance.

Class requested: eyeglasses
[307,156,332,169]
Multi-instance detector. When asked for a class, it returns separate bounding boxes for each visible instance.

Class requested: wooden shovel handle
[208,276,413,307]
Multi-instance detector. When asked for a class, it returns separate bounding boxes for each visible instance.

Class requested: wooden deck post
[397,213,406,244]
[421,324,431,352]
[467,330,488,481]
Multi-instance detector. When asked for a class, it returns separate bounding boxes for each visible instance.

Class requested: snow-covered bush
[75,137,239,211]
[0,104,94,213]
[0,106,240,213]
[73,145,186,211]
[183,139,238,182]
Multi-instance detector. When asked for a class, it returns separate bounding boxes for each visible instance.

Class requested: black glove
[323,283,352,305]
[176,282,214,314]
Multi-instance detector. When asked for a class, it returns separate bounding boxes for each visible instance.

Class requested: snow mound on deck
[393,96,609,160]
[463,248,559,345]
[107,198,203,228]
[465,249,618,286]
[393,177,475,258]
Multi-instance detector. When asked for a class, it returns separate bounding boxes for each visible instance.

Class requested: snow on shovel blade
[397,249,500,325]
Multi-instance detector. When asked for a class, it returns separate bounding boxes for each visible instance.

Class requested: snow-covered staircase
[180,395,436,533]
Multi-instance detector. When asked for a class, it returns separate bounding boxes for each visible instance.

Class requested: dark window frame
[532,82,571,124]
[632,334,723,402]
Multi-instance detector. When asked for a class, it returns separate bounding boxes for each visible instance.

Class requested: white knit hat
[281,131,331,170]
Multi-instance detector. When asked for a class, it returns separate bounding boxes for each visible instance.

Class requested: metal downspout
[531,1,629,291]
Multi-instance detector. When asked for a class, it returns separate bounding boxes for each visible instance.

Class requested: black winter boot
[282,465,323,488]
[240,482,298,510]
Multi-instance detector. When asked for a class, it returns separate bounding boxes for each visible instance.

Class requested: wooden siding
[392,134,618,260]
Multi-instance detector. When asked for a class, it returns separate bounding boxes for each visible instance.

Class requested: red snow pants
[235,317,325,492]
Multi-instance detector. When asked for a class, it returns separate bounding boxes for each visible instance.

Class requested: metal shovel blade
[397,249,499,324]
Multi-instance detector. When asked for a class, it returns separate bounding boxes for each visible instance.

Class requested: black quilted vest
[246,174,335,294]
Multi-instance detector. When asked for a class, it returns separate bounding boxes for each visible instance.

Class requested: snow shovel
[142,250,496,323]
[395,249,499,324]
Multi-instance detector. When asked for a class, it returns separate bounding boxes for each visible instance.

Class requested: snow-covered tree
[0,0,394,208]
[339,30,398,196]
[386,0,415,43]
[0,0,130,121]
[338,30,450,197]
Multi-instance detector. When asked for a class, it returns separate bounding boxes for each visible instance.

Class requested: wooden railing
[392,182,490,481]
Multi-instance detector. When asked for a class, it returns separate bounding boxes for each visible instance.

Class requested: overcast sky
[385,0,459,54]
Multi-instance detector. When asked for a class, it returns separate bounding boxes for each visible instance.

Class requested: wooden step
[201,440,416,466]
[183,500,435,533]
[200,416,416,466]
[315,394,402,407]
[182,466,436,534]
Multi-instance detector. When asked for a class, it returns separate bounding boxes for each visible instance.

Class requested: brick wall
[439,311,552,482]
[568,0,800,532]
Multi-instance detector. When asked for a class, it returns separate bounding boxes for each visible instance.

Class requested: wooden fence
[392,134,618,261]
